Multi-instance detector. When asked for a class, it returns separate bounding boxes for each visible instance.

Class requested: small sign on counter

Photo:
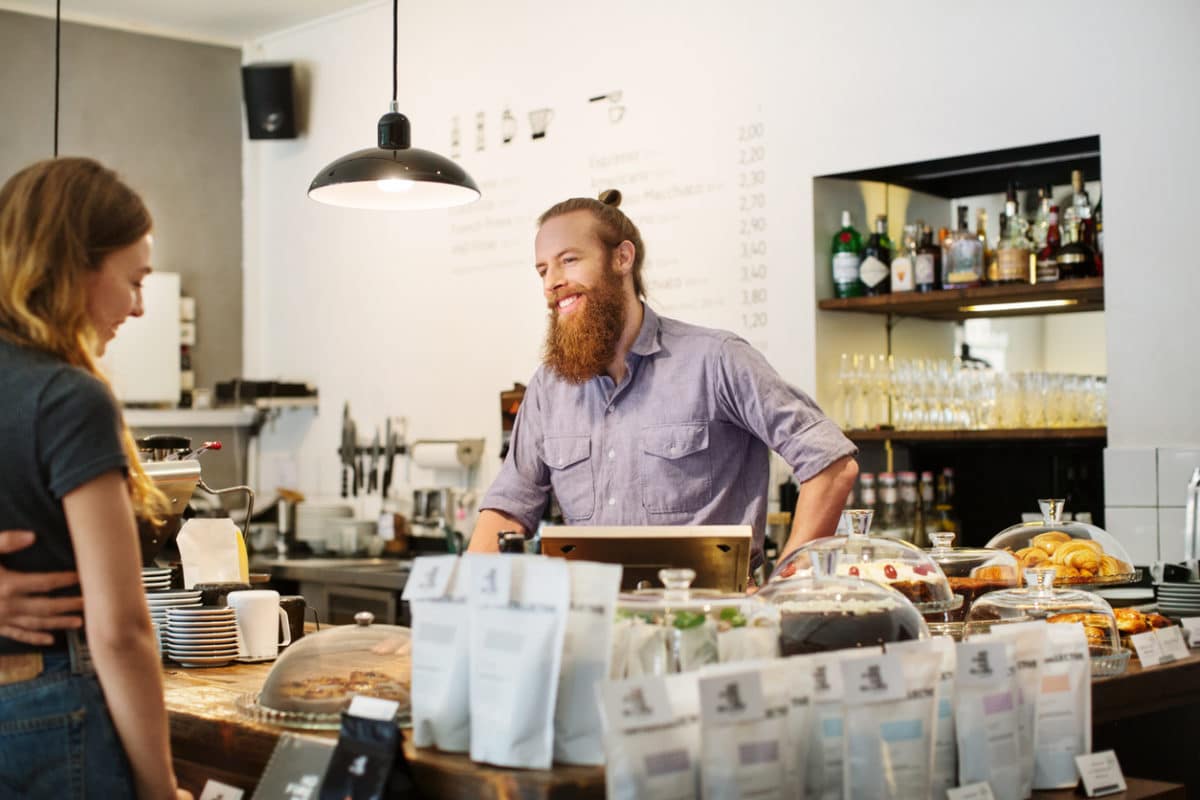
[1074,750,1127,797]
[1179,617,1200,646]
[251,733,335,800]
[1130,627,1190,666]
[199,780,244,800]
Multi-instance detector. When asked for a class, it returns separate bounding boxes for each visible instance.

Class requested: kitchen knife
[340,403,352,498]
[368,429,381,493]
[382,417,395,499]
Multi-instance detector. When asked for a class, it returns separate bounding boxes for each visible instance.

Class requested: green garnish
[672,610,707,629]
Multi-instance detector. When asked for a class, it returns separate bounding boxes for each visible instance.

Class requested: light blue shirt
[481,305,856,568]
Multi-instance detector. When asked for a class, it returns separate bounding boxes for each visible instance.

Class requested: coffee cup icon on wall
[529,108,553,140]
[501,108,516,144]
[588,90,625,124]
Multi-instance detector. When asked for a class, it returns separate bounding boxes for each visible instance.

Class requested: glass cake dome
[987,498,1138,587]
[237,611,411,730]
[756,550,930,656]
[923,532,1021,638]
[772,509,959,614]
[965,567,1128,676]
[612,568,776,676]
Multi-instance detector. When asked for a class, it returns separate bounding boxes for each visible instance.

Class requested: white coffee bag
[841,647,940,800]
[404,555,471,752]
[1032,623,1091,790]
[598,672,702,800]
[612,616,669,678]
[804,646,882,800]
[955,639,1021,800]
[974,621,1048,798]
[467,554,569,769]
[887,636,956,799]
[697,660,789,800]
[555,561,623,765]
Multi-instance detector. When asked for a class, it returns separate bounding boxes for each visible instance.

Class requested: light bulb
[377,178,413,193]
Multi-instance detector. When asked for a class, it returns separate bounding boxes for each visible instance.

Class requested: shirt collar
[630,303,662,357]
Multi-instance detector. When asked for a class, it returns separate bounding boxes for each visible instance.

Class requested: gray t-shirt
[481,305,857,568]
[0,337,128,653]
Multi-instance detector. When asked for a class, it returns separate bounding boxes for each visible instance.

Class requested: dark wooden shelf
[817,277,1104,321]
[846,426,1107,443]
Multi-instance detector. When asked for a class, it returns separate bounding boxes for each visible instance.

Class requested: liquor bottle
[943,206,984,288]
[1035,205,1061,283]
[1094,197,1104,276]
[1032,185,1053,250]
[975,209,995,284]
[831,210,864,298]
[995,198,1033,284]
[915,225,939,293]
[1061,169,1095,251]
[933,470,960,535]
[919,470,935,511]
[898,471,919,534]
[859,215,892,295]
[1056,217,1096,278]
[890,223,918,293]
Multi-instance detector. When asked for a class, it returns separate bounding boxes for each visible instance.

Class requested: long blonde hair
[0,157,170,522]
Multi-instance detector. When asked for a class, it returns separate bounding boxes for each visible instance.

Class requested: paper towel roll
[411,441,465,470]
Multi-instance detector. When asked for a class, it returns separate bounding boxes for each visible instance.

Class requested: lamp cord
[53,0,61,157]
[391,0,398,103]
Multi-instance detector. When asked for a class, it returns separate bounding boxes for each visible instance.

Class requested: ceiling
[0,0,371,46]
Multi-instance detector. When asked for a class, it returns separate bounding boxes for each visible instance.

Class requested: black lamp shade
[308,145,480,210]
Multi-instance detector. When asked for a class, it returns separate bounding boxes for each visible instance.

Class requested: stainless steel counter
[250,556,411,591]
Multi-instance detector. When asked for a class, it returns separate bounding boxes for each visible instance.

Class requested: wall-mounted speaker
[241,63,297,140]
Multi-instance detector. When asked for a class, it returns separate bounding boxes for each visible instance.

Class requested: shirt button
[608,497,616,506]
[607,449,615,459]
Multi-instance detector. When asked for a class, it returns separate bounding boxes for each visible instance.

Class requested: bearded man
[469,190,858,574]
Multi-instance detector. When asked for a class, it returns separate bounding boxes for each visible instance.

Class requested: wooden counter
[165,652,1198,798]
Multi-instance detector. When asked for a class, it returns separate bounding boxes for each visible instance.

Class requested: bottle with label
[1056,217,1095,278]
[978,209,997,284]
[995,198,1033,284]
[1061,169,1094,251]
[1094,196,1104,276]
[890,223,918,293]
[859,215,892,295]
[1032,184,1053,250]
[933,471,960,535]
[858,472,878,515]
[942,206,984,288]
[831,210,864,298]
[1036,205,1061,283]
[915,225,939,292]
[877,472,903,538]
[898,471,919,536]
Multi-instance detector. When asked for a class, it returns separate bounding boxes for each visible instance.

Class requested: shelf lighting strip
[959,299,1079,313]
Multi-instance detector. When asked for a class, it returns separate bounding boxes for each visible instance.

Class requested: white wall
[243,0,1200,514]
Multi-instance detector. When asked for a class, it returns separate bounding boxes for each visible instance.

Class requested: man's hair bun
[598,189,622,208]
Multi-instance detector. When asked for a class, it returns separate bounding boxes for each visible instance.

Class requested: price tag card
[1157,625,1190,661]
[401,555,457,601]
[347,695,401,722]
[199,781,244,800]
[947,783,996,800]
[1181,617,1200,647]
[1075,750,1127,797]
[1129,630,1164,665]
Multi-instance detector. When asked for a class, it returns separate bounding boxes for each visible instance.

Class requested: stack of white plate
[146,590,200,658]
[1156,583,1200,618]
[142,567,172,593]
[164,607,240,667]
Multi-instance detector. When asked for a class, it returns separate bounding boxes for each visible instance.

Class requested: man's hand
[0,531,84,646]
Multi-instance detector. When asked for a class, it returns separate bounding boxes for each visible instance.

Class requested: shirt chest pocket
[639,422,712,514]
[543,435,594,521]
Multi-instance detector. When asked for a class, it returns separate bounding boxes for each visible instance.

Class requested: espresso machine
[135,434,255,566]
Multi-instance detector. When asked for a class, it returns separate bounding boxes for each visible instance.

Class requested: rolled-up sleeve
[714,337,857,484]
[480,371,551,532]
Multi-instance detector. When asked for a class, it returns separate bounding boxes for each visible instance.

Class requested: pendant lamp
[308,0,480,210]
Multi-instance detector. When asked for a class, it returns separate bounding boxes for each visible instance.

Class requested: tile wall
[1104,448,1200,565]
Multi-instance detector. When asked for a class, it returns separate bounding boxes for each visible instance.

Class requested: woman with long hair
[0,157,190,799]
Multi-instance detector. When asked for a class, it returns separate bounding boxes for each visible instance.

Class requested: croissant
[1055,541,1102,572]
[1084,626,1110,647]
[1098,555,1124,577]
[1016,547,1049,566]
[1114,609,1150,635]
[1032,531,1072,554]
[974,565,1017,582]
[1147,613,1172,629]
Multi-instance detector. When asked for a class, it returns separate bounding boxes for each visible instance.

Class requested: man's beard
[543,262,627,385]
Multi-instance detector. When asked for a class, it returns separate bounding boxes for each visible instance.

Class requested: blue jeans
[0,652,135,799]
